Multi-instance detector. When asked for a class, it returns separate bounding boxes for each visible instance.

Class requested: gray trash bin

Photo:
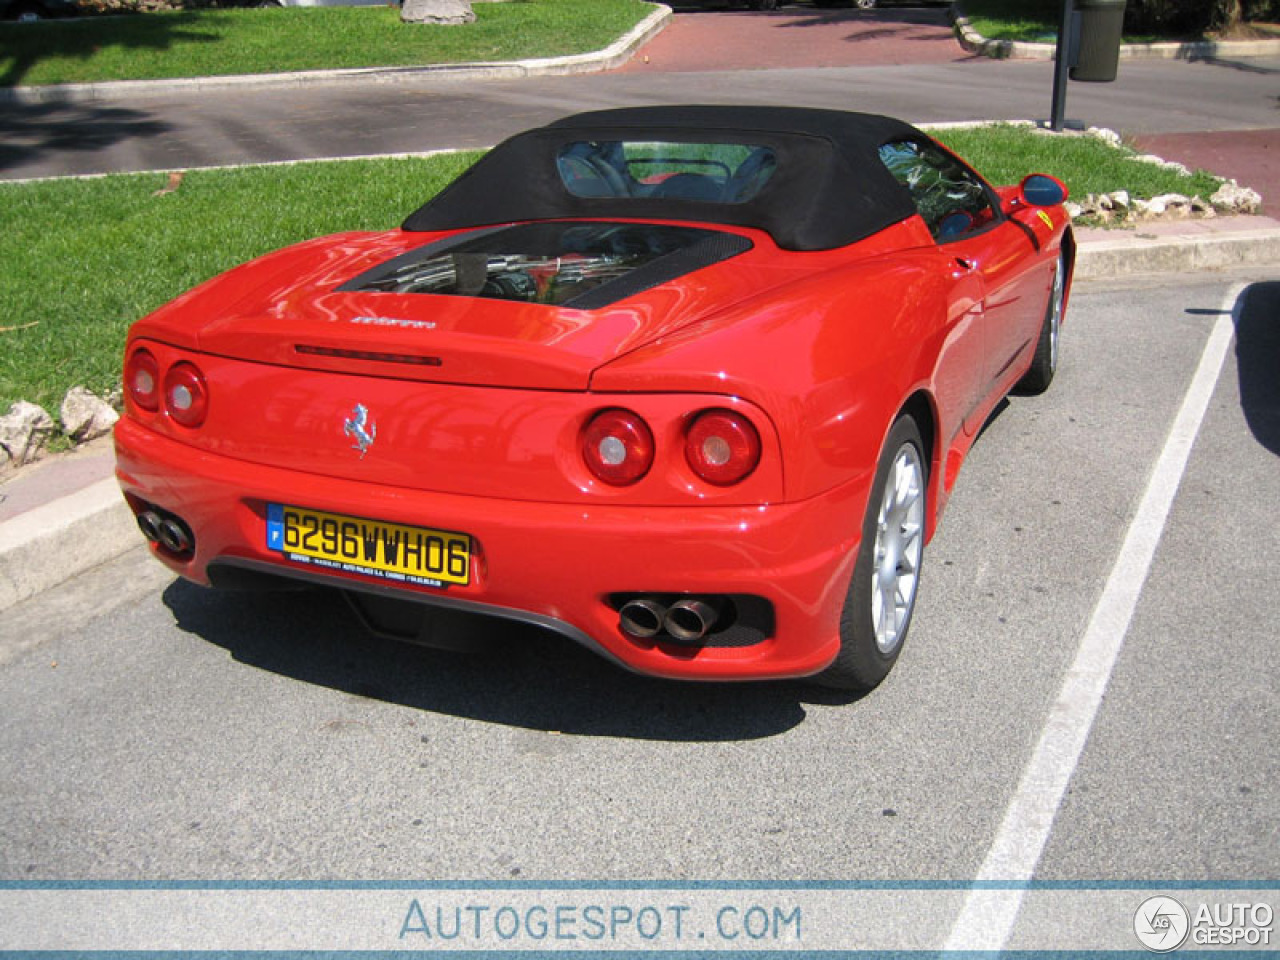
[1071,0,1126,82]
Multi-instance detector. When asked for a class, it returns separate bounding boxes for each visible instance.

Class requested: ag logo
[1134,896,1190,952]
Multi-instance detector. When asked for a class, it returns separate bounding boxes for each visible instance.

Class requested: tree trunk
[1213,0,1245,30]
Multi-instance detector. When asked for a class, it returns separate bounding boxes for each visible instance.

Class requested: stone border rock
[0,2,672,105]
[1069,183,1262,224]
[0,390,118,477]
[925,121,1264,225]
[1052,125,1263,223]
[952,3,1280,61]
[1072,128,1261,223]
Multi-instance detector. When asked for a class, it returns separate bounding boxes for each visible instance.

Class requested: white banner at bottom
[0,884,1275,953]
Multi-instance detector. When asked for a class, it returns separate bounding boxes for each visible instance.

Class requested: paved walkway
[615,5,968,73]
[1133,129,1277,216]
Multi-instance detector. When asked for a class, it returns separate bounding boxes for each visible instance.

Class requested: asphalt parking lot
[1,269,1276,892]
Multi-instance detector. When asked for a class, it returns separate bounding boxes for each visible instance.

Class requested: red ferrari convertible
[116,106,1072,691]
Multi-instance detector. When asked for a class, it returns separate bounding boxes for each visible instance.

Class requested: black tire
[1015,249,1066,395]
[815,415,927,691]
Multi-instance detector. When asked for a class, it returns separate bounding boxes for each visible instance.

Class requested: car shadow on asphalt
[162,579,864,741]
[1233,280,1280,456]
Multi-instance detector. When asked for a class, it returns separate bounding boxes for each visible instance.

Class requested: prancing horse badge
[343,403,377,458]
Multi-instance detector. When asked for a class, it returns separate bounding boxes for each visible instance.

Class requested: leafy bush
[1125,0,1278,34]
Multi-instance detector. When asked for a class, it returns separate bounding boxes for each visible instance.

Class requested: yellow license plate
[266,504,470,587]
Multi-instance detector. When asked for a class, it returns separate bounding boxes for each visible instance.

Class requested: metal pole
[1050,0,1073,131]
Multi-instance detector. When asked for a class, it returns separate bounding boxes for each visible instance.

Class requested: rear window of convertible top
[557,141,778,205]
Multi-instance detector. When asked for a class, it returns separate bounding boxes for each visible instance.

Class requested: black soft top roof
[402,106,927,251]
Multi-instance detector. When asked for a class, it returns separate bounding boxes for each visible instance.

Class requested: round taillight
[686,409,761,486]
[163,362,209,428]
[125,349,160,412]
[582,409,654,486]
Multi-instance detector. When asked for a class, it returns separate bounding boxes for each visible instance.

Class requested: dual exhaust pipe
[136,509,194,556]
[618,595,725,644]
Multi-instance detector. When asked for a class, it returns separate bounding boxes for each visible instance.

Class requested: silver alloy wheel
[871,441,925,654]
[1048,254,1065,372]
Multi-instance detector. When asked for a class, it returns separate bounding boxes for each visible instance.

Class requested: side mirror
[1019,174,1068,207]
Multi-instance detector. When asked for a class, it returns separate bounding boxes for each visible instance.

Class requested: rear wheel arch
[815,410,928,691]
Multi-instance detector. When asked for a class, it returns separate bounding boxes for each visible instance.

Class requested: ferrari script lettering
[351,315,437,330]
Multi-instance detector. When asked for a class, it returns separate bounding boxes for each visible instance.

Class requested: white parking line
[943,283,1243,952]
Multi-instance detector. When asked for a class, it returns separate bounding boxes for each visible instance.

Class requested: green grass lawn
[960,0,1061,44]
[935,124,1221,199]
[0,0,653,88]
[0,152,480,414]
[0,128,1224,417]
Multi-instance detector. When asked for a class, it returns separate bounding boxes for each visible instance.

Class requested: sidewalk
[614,5,967,73]
[1133,130,1276,218]
[3,213,1279,613]
[0,436,136,612]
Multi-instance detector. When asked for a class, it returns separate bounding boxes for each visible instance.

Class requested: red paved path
[1133,130,1277,215]
[615,6,970,73]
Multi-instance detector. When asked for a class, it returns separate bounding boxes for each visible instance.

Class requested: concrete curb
[0,477,134,613]
[1075,225,1280,279]
[0,3,671,105]
[2,225,1278,609]
[952,4,1280,61]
